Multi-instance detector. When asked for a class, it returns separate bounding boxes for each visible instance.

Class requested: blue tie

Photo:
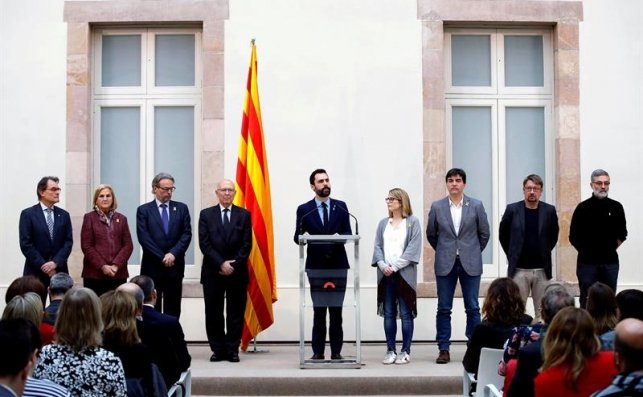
[321,202,329,228]
[161,204,169,234]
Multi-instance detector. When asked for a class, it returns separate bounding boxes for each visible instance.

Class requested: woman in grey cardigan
[372,188,422,364]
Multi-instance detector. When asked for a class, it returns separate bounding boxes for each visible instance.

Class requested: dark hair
[523,174,544,188]
[616,289,643,321]
[445,168,466,184]
[36,176,59,200]
[586,282,618,334]
[0,318,36,376]
[309,168,327,185]
[130,275,155,303]
[5,276,46,304]
[482,277,526,326]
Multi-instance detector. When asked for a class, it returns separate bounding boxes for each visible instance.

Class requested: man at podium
[294,168,353,361]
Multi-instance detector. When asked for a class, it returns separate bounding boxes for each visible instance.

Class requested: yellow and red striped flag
[234,41,277,351]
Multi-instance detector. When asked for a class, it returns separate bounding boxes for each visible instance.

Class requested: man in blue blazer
[426,168,490,364]
[198,179,252,363]
[294,169,352,360]
[499,174,559,319]
[137,172,192,318]
[19,176,73,290]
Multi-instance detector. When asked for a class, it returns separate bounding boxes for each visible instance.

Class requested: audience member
[587,282,618,335]
[5,276,47,305]
[118,281,187,387]
[101,290,165,397]
[2,292,54,345]
[33,288,126,396]
[43,273,74,326]
[601,289,643,350]
[0,318,34,397]
[81,184,134,297]
[593,318,643,396]
[463,277,531,377]
[506,284,575,397]
[535,307,617,397]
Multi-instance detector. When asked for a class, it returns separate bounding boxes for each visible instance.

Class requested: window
[445,28,554,276]
[92,28,202,270]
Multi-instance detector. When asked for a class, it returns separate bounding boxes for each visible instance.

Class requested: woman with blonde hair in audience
[101,289,165,396]
[33,287,127,396]
[534,306,617,397]
[81,184,133,297]
[2,292,54,345]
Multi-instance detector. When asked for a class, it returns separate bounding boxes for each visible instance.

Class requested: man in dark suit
[19,176,73,289]
[294,169,352,360]
[426,168,490,364]
[507,285,574,397]
[198,179,252,363]
[499,174,559,320]
[129,276,191,373]
[137,172,192,318]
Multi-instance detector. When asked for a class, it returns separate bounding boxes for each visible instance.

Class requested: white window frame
[146,29,203,95]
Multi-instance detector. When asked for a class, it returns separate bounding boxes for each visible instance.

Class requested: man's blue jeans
[436,258,481,351]
[382,274,414,354]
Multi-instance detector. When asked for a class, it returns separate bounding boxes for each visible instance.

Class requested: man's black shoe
[331,353,344,360]
[210,353,226,362]
[228,352,240,363]
[310,353,325,360]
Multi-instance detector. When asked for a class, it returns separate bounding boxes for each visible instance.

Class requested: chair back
[476,348,504,396]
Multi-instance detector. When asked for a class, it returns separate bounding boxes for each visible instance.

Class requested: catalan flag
[234,41,277,351]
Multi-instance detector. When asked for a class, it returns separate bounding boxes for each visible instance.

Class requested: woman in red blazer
[81,184,133,297]
[535,307,617,397]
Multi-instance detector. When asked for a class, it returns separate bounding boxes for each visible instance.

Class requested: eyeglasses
[156,186,176,192]
[46,187,62,192]
[523,187,542,192]
[384,197,399,202]
[592,181,610,187]
[217,188,235,194]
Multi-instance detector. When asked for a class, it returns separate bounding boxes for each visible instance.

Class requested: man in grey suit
[499,174,559,320]
[426,168,490,364]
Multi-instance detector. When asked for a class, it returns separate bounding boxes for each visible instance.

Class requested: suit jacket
[426,195,490,276]
[198,204,252,284]
[136,200,192,278]
[293,198,352,270]
[499,201,559,279]
[80,210,133,280]
[141,305,191,372]
[19,203,73,278]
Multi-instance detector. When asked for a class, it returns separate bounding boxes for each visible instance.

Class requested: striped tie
[45,208,54,239]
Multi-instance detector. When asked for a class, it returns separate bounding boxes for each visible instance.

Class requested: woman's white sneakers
[382,351,410,364]
[395,351,410,364]
[382,351,397,364]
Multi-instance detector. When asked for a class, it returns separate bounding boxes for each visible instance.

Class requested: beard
[593,189,608,199]
[316,186,331,198]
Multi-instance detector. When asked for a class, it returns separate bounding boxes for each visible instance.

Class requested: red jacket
[81,211,133,280]
[535,351,617,397]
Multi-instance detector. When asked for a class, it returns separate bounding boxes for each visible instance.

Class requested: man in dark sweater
[500,174,559,320]
[570,169,627,308]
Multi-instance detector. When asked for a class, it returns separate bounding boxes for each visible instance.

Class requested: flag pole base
[245,338,270,354]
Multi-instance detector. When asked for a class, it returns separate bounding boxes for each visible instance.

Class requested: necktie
[223,208,230,228]
[321,202,329,228]
[45,208,54,239]
[160,204,169,234]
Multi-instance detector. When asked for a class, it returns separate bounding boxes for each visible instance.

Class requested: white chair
[462,347,504,396]
[168,369,191,397]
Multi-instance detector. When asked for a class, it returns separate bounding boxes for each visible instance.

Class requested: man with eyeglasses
[19,176,73,289]
[137,172,192,318]
[570,169,627,308]
[499,174,559,320]
[198,179,252,363]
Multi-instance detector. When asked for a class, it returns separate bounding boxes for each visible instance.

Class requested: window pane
[452,106,493,264]
[100,107,141,264]
[504,36,544,87]
[155,106,195,264]
[505,107,546,202]
[102,35,141,87]
[451,35,491,87]
[155,35,195,86]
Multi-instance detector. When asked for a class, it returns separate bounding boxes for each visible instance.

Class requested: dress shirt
[382,218,410,271]
[314,198,331,224]
[155,199,170,221]
[40,201,55,225]
[221,206,232,223]
[449,198,463,235]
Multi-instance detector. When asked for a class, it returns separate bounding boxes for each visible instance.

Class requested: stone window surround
[63,0,228,280]
[417,0,583,297]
